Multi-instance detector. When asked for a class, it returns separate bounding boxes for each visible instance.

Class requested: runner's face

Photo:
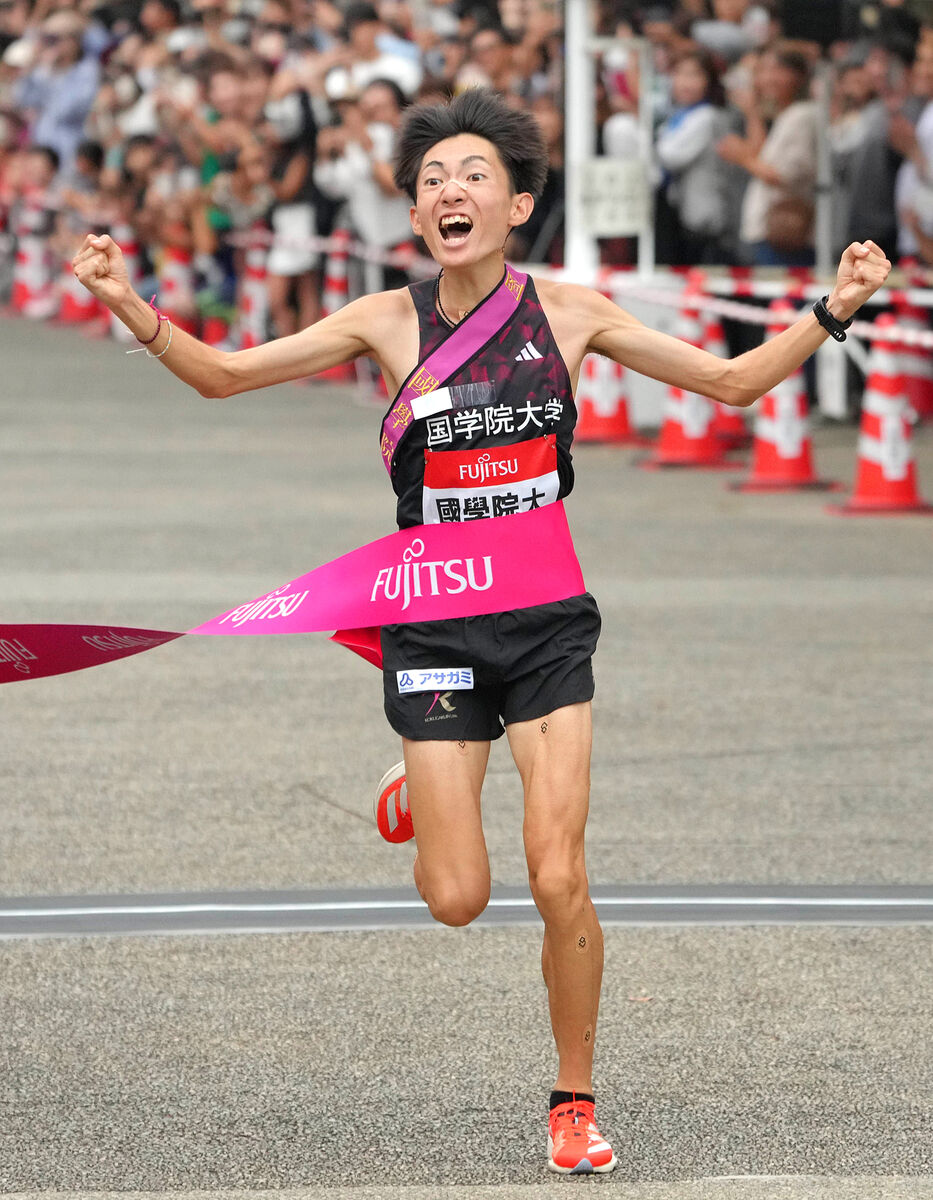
[410,133,532,268]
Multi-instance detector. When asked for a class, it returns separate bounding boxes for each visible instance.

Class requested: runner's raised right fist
[72,234,132,310]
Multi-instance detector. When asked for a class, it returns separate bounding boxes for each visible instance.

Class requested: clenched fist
[72,234,132,311]
[830,241,892,321]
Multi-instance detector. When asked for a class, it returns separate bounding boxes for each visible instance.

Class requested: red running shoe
[547,1099,617,1174]
[373,761,413,843]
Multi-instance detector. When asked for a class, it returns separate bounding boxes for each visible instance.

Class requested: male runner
[73,89,890,1175]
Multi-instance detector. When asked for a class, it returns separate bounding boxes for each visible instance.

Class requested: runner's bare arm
[540,242,891,407]
[71,233,409,398]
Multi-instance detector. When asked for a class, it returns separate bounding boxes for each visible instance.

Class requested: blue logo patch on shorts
[397,667,474,694]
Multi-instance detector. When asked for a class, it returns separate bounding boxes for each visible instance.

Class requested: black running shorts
[380,593,601,742]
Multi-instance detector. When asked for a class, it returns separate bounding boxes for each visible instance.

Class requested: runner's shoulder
[335,284,415,340]
[340,284,414,322]
[531,276,632,331]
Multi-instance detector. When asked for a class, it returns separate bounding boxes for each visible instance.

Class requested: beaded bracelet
[137,295,167,346]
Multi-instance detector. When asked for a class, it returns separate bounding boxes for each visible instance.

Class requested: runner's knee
[424,878,490,927]
[528,854,588,921]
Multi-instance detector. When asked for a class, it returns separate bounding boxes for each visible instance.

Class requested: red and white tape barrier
[3,218,933,352]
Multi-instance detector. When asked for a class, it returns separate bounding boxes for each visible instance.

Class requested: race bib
[422,435,559,525]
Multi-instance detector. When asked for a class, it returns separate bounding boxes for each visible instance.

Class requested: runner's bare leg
[508,702,602,1092]
[403,737,491,927]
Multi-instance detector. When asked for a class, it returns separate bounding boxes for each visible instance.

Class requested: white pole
[814,61,834,281]
[564,0,599,282]
[814,59,848,418]
[637,35,656,279]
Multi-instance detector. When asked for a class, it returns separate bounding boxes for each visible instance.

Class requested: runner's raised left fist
[828,241,892,322]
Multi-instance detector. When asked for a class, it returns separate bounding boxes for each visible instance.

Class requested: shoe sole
[547,1153,617,1174]
[373,761,413,843]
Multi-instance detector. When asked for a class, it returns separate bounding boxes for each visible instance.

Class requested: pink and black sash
[380,264,528,476]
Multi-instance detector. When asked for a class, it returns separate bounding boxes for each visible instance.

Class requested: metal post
[814,60,834,280]
[564,0,599,281]
[637,36,656,280]
[814,59,848,418]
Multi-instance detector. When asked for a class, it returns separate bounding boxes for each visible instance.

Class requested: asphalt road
[1,927,931,1189]
[1,317,931,1196]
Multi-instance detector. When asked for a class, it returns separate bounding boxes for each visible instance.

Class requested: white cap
[2,37,36,69]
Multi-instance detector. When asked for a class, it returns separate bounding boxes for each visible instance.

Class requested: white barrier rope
[607,281,933,351]
[226,228,437,278]
[230,230,933,349]
[4,218,931,351]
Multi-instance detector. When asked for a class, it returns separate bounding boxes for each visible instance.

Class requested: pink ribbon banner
[0,503,585,684]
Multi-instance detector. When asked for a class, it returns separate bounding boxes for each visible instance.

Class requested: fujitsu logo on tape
[82,631,169,653]
[458,452,519,484]
[0,637,37,674]
[371,537,493,612]
[219,583,309,627]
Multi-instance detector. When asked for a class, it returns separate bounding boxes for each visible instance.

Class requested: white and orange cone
[108,223,143,343]
[640,279,740,470]
[317,228,355,382]
[58,257,99,323]
[11,194,56,318]
[159,245,199,336]
[202,315,230,348]
[890,289,933,421]
[703,313,750,449]
[575,355,648,444]
[731,299,839,492]
[829,313,933,515]
[238,235,269,350]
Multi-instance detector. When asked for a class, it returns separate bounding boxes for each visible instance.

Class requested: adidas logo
[515,340,543,362]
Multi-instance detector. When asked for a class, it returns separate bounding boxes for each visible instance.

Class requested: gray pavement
[7,1188,933,1200]
[1,318,932,1193]
[1,928,932,1188]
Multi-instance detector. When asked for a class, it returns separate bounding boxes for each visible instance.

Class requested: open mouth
[439,214,473,244]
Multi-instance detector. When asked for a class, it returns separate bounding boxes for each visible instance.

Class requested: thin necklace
[435,260,507,325]
[435,271,465,326]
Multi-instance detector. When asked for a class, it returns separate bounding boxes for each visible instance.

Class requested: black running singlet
[387,273,578,530]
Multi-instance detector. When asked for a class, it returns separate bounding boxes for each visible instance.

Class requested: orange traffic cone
[159,245,199,336]
[890,289,933,420]
[575,355,648,444]
[316,229,355,382]
[11,194,56,318]
[640,281,740,470]
[731,299,839,492]
[108,223,142,343]
[58,257,99,323]
[202,315,230,347]
[829,313,933,515]
[237,222,269,349]
[703,313,750,449]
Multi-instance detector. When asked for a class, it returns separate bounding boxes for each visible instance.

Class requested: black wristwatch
[812,295,853,342]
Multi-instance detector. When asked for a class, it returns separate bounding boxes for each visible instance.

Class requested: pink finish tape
[0,503,585,684]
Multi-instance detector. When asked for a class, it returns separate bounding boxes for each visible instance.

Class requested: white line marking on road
[2,894,931,919]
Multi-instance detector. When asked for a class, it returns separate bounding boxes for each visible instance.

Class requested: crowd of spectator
[0,0,931,345]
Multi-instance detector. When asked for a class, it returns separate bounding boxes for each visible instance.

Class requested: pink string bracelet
[127,295,169,356]
[136,295,166,346]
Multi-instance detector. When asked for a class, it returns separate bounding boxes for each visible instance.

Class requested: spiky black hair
[393,89,548,202]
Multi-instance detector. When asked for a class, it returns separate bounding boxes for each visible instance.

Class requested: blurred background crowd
[0,0,931,343]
